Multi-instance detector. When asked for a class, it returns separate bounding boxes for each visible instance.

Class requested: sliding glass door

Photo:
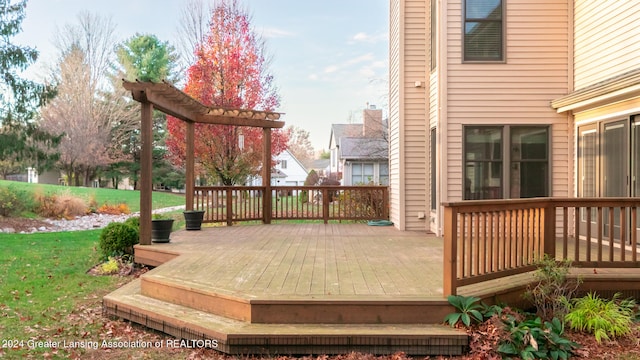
[578,116,640,243]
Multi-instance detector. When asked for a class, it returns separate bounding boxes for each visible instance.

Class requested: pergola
[122,80,285,245]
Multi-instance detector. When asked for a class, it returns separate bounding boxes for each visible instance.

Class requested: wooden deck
[103,223,640,355]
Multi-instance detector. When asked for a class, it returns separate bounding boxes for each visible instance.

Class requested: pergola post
[263,127,272,224]
[185,121,195,211]
[139,101,153,245]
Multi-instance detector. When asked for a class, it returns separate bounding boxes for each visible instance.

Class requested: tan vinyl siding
[444,0,570,201]
[402,0,428,231]
[389,0,429,231]
[388,0,402,228]
[574,1,640,90]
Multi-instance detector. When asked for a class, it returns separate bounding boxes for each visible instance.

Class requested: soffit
[551,68,640,113]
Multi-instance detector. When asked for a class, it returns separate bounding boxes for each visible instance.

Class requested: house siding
[573,0,640,90]
[389,0,429,231]
[388,0,402,228]
[444,0,571,202]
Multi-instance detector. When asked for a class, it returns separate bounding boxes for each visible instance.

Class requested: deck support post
[443,206,458,296]
[139,101,153,245]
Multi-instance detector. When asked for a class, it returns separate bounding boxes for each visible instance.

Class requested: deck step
[104,280,468,356]
[139,269,452,324]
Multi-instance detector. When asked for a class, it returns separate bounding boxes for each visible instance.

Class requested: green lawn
[0,179,185,213]
[0,230,120,358]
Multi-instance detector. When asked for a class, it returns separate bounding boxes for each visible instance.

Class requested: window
[431,127,437,209]
[351,163,375,185]
[464,0,503,61]
[280,160,287,169]
[464,126,549,200]
[510,127,549,198]
[379,163,389,185]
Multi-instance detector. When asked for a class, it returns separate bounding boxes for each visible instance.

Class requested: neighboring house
[389,0,640,234]
[328,105,389,185]
[249,149,308,187]
[309,158,330,178]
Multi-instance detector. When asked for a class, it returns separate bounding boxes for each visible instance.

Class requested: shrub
[525,255,581,321]
[124,216,140,239]
[444,295,484,327]
[337,188,386,218]
[498,316,578,360]
[36,190,88,219]
[87,193,98,213]
[0,185,35,217]
[97,203,131,215]
[565,292,635,343]
[124,216,140,229]
[99,222,139,257]
[99,257,120,275]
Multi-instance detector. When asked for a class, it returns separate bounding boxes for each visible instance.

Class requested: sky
[15,0,389,152]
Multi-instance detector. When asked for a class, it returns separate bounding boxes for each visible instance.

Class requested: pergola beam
[195,114,285,128]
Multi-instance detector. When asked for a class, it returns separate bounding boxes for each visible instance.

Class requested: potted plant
[183,209,205,231]
[151,213,174,243]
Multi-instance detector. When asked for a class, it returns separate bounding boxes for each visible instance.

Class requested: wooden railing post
[443,205,458,296]
[226,188,233,227]
[322,188,329,224]
[542,201,556,259]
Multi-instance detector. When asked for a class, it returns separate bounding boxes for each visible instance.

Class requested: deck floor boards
[143,223,442,299]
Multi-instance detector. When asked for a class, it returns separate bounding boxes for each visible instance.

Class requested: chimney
[363,105,383,138]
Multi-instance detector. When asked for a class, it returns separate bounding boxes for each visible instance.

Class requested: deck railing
[443,197,640,295]
[194,185,389,225]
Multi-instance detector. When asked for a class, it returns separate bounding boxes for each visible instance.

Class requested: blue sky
[15,0,389,151]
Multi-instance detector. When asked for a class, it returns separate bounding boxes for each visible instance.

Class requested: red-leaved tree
[166,0,287,185]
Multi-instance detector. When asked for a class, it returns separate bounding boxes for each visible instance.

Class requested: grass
[0,179,185,213]
[0,230,120,358]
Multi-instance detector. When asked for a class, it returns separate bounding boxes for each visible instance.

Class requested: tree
[40,12,137,186]
[166,0,288,185]
[114,33,179,189]
[117,33,178,83]
[285,126,315,168]
[176,0,211,72]
[0,0,60,178]
[319,150,330,159]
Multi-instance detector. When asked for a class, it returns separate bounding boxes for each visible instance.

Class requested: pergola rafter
[122,80,284,245]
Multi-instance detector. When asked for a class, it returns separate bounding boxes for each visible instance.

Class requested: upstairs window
[464,0,503,61]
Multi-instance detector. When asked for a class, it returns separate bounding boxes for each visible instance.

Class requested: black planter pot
[151,219,174,243]
[183,210,205,231]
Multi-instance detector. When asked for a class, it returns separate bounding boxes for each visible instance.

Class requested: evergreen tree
[0,0,60,178]
[114,33,180,189]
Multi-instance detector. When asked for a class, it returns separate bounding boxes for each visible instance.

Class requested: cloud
[308,73,318,80]
[259,26,295,38]
[350,32,388,44]
[359,60,387,78]
[324,65,339,74]
[344,53,374,66]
